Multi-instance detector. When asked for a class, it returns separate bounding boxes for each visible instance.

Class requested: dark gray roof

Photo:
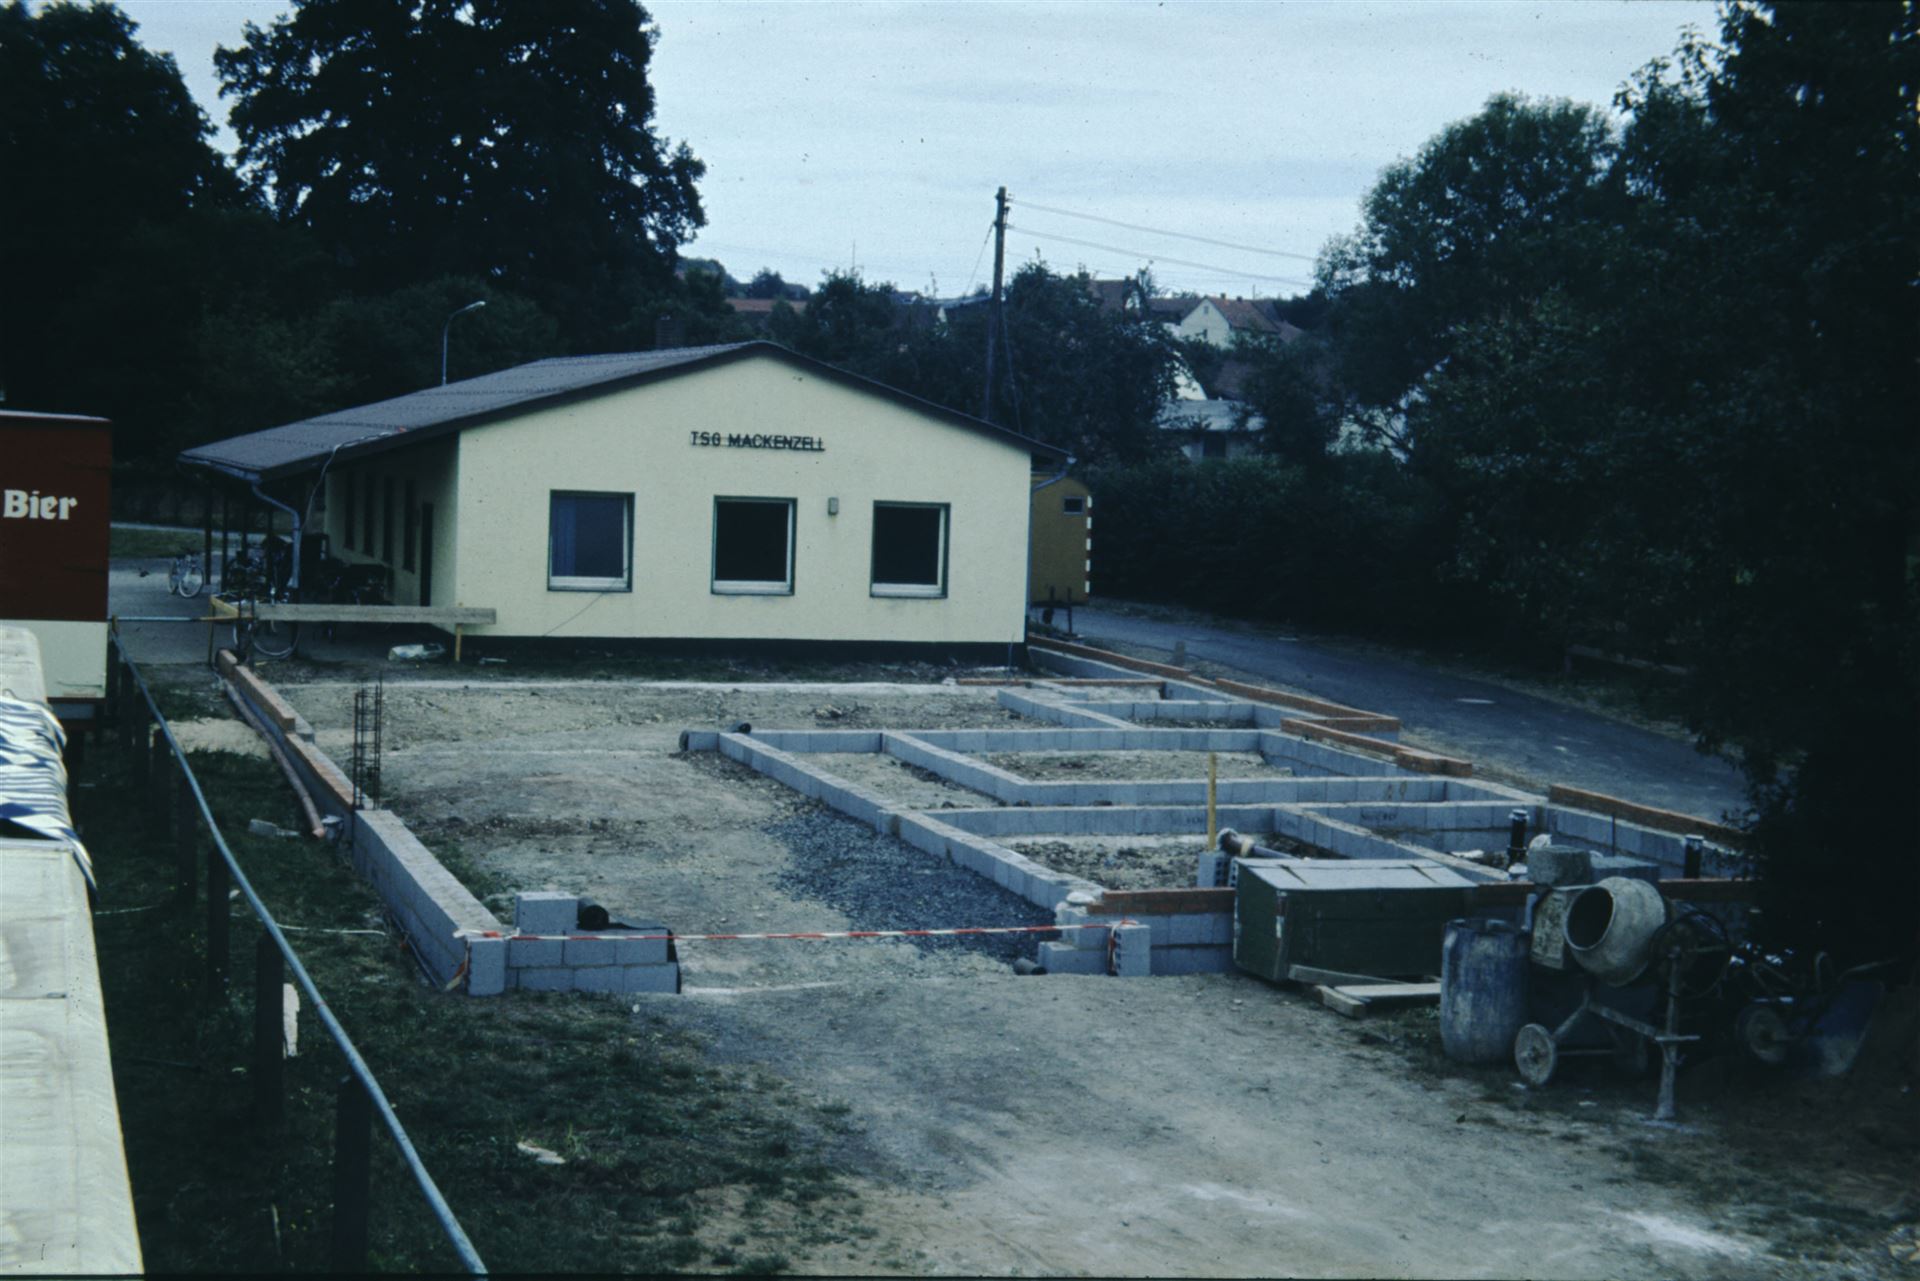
[180,341,1064,483]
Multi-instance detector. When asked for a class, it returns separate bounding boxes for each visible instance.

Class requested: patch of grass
[84,670,864,1274]
[111,526,205,560]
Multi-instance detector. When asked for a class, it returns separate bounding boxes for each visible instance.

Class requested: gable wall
[451,356,1033,643]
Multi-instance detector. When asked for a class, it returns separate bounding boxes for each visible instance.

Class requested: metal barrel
[1439,918,1530,1064]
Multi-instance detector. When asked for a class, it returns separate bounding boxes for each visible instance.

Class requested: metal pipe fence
[105,631,486,1275]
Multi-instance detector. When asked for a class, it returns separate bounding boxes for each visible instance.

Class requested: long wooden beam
[231,603,496,626]
[1547,783,1747,847]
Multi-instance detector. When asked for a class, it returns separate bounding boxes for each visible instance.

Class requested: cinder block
[571,964,627,993]
[615,934,671,965]
[515,966,574,992]
[508,937,563,968]
[1037,941,1109,974]
[464,935,507,996]
[563,937,617,967]
[1112,923,1152,978]
[1169,913,1206,946]
[516,892,578,936]
[1152,945,1237,976]
[619,963,681,994]
[1152,941,1228,971]
[1142,915,1172,948]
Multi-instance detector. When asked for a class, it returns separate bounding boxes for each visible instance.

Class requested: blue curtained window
[549,492,631,589]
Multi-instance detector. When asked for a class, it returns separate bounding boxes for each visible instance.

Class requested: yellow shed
[1028,474,1091,621]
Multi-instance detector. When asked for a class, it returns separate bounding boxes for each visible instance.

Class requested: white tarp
[0,695,92,888]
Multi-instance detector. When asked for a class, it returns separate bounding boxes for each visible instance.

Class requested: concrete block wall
[1107,907,1234,976]
[1255,730,1418,779]
[502,894,681,995]
[1542,808,1700,872]
[1035,898,1230,975]
[996,689,1135,729]
[1075,700,1256,724]
[346,809,504,988]
[228,657,687,1000]
[882,732,1028,803]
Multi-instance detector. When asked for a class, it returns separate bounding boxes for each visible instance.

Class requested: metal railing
[104,632,486,1274]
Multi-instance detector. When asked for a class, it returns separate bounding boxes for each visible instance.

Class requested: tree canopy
[215,0,706,344]
[0,0,237,428]
[1096,3,1917,961]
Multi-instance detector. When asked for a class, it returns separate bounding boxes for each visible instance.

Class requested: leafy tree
[745,268,803,301]
[314,277,562,405]
[1235,333,1341,471]
[1608,2,1918,959]
[1310,5,1916,960]
[1320,93,1623,443]
[767,270,905,370]
[954,263,1181,464]
[0,0,237,452]
[216,0,705,345]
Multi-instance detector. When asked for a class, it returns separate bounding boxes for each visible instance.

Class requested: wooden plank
[1547,783,1746,847]
[1393,746,1474,777]
[1317,988,1368,1018]
[1211,677,1378,720]
[1318,714,1405,734]
[1287,963,1394,988]
[238,603,495,625]
[1028,638,1204,683]
[1335,982,1441,1005]
[1085,887,1234,916]
[1279,718,1400,758]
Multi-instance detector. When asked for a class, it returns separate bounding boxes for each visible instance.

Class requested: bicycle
[167,548,205,598]
[222,544,299,661]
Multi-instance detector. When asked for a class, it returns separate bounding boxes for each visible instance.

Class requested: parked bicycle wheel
[250,616,299,660]
[172,554,204,598]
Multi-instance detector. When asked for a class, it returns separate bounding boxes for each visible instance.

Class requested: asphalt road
[1065,603,1750,823]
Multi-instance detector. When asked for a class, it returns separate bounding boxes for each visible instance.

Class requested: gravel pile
[770,804,1054,965]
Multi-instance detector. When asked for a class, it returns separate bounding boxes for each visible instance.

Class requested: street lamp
[441,300,487,385]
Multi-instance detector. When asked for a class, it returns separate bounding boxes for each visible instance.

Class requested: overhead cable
[959,221,994,300]
[1004,225,1316,289]
[1012,198,1320,263]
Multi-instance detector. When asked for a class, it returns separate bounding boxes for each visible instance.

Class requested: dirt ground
[277,676,1918,1279]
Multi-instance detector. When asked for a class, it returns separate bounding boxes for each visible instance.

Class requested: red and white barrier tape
[486,921,1133,944]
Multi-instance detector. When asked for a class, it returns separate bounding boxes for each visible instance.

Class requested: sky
[117,0,1718,299]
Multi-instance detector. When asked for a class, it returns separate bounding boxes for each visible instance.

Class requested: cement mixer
[1512,876,1723,1121]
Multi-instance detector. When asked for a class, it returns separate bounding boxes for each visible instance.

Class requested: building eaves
[179,341,1064,485]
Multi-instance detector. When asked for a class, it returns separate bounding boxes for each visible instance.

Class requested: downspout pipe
[251,483,303,593]
[1030,452,1077,493]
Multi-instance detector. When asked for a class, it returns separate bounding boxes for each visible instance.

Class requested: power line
[959,221,994,300]
[1011,198,1320,264]
[1004,225,1316,289]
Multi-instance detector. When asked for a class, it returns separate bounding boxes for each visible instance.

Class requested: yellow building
[180,343,1064,654]
[1028,473,1091,620]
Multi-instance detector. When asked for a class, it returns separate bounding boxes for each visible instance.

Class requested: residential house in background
[1171,296,1305,349]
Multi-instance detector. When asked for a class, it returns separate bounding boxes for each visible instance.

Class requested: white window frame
[870,501,949,599]
[547,491,634,592]
[711,496,795,596]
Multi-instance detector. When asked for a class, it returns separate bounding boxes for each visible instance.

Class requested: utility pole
[981,185,1009,423]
